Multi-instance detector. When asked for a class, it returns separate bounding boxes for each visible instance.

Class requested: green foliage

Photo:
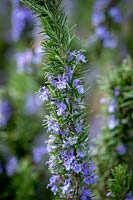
[11,160,37,200]
[94,58,133,199]
[107,164,132,200]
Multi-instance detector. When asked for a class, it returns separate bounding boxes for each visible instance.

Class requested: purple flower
[61,179,70,194]
[56,75,67,90]
[83,174,97,185]
[48,174,60,187]
[37,86,49,102]
[116,144,127,155]
[92,12,105,26]
[82,164,90,176]
[106,191,112,197]
[107,99,116,113]
[89,164,96,171]
[103,35,118,48]
[108,7,122,23]
[100,97,106,104]
[75,120,83,133]
[95,26,109,40]
[15,50,33,74]
[108,115,118,130]
[81,187,92,200]
[47,117,60,134]
[65,67,73,81]
[125,193,133,200]
[62,150,75,170]
[0,99,12,128]
[6,156,18,176]
[71,161,82,173]
[73,79,84,94]
[25,93,41,115]
[76,52,86,63]
[47,74,56,86]
[11,1,33,41]
[114,87,120,96]
[51,185,58,195]
[56,102,66,116]
[77,149,85,158]
[68,51,76,62]
[32,146,47,163]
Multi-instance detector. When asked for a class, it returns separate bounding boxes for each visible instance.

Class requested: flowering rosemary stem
[22,0,97,199]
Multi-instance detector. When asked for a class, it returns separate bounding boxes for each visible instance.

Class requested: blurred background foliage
[0,0,132,199]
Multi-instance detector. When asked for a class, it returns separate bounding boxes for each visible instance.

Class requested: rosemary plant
[107,164,133,200]
[22,0,96,199]
[94,58,133,199]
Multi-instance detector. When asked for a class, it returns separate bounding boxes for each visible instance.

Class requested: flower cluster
[36,50,96,199]
[22,1,97,199]
[91,0,122,48]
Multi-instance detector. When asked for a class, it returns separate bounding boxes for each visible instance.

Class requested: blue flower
[75,120,83,133]
[68,51,76,62]
[95,26,109,40]
[61,178,71,194]
[65,67,73,81]
[47,117,60,134]
[92,12,105,26]
[32,146,47,164]
[125,193,133,200]
[81,187,92,200]
[0,99,12,128]
[116,144,127,155]
[6,156,18,176]
[56,101,66,116]
[47,74,56,86]
[73,79,84,94]
[107,99,116,113]
[108,115,118,130]
[77,148,85,158]
[108,7,122,23]
[56,75,67,90]
[37,86,49,102]
[114,87,120,96]
[76,52,86,63]
[106,191,112,197]
[51,185,58,195]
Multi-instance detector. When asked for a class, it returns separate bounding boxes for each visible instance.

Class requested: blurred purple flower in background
[92,0,122,49]
[114,87,120,96]
[108,7,122,23]
[6,156,18,176]
[125,193,133,200]
[108,115,118,130]
[15,49,33,74]
[106,191,112,197]
[116,144,127,155]
[100,97,106,104]
[25,93,42,115]
[32,146,47,164]
[0,99,12,128]
[92,12,105,26]
[107,99,116,113]
[103,35,117,49]
[11,0,33,41]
